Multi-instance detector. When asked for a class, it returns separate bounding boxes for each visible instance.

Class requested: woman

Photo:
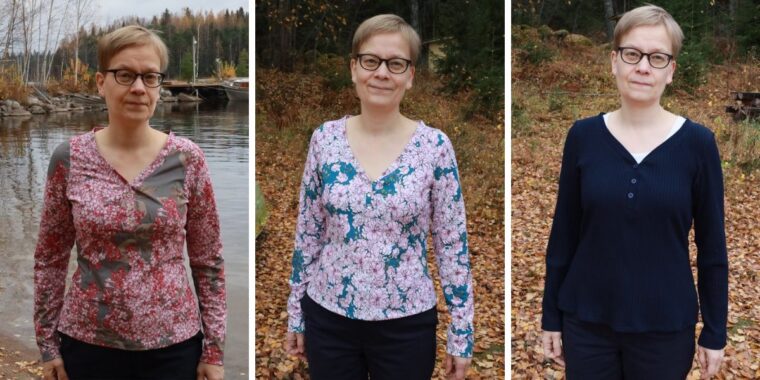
[541,5,727,379]
[34,25,226,380]
[283,14,474,380]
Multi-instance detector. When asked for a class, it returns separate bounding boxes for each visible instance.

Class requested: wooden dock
[162,81,227,99]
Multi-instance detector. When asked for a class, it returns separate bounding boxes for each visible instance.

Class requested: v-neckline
[600,113,688,165]
[340,115,422,184]
[91,128,173,187]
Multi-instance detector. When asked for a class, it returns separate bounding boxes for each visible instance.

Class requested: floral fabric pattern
[34,130,226,365]
[286,116,475,357]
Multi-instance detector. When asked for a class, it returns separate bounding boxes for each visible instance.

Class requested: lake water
[0,101,249,378]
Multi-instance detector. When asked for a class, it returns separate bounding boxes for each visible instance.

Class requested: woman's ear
[406,66,415,90]
[96,72,106,97]
[350,58,357,84]
[610,50,618,77]
[666,60,676,85]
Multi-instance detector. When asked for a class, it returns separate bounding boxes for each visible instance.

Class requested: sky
[94,0,249,26]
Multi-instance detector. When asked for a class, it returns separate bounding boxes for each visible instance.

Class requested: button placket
[627,164,639,208]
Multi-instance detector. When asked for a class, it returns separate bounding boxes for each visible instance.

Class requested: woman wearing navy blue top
[541,5,727,379]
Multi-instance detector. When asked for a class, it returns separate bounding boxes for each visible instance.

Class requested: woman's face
[96,44,161,127]
[351,32,415,111]
[611,24,675,107]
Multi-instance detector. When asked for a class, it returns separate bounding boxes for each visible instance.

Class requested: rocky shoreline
[0,89,201,118]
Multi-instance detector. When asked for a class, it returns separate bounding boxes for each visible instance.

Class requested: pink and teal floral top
[286,116,475,357]
[34,129,226,365]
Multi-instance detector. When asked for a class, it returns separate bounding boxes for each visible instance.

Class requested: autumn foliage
[511,28,760,379]
[255,68,505,379]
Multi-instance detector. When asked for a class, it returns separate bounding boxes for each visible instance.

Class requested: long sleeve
[186,147,227,365]
[34,142,75,362]
[692,131,728,349]
[542,124,582,331]
[287,131,326,333]
[431,133,474,358]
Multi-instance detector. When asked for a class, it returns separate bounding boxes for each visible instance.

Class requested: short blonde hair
[613,5,684,57]
[98,25,169,72]
[351,14,421,64]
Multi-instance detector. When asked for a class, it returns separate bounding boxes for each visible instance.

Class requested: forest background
[512,0,759,379]
[255,0,505,379]
[0,0,249,99]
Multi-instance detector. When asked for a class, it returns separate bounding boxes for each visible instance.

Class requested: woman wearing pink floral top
[284,14,474,380]
[34,25,225,380]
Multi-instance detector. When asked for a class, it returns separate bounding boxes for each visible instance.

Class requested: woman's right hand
[284,332,306,361]
[542,330,565,367]
[42,358,68,380]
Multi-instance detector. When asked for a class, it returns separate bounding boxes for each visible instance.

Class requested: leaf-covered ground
[0,333,42,379]
[511,29,760,379]
[255,69,505,379]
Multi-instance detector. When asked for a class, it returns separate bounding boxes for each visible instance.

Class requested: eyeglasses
[105,69,165,88]
[355,54,412,74]
[617,47,673,69]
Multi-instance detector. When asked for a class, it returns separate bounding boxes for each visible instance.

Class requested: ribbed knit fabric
[541,114,728,350]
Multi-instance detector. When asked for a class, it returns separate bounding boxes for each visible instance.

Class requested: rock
[27,96,43,106]
[7,100,23,110]
[29,105,46,114]
[565,33,593,47]
[177,93,202,102]
[552,29,569,39]
[162,96,179,102]
[2,108,32,117]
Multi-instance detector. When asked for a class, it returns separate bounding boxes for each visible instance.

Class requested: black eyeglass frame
[104,69,166,88]
[616,47,674,69]
[353,54,413,74]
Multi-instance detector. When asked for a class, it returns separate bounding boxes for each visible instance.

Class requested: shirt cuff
[446,326,474,358]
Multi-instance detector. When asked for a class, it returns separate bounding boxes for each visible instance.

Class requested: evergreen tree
[237,49,249,77]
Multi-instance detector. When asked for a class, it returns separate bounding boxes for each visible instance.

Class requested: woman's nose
[130,76,148,93]
[373,62,391,77]
[635,56,652,73]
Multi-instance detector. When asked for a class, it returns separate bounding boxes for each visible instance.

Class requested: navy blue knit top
[541,114,728,350]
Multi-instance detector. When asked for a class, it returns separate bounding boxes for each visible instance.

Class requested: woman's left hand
[444,354,472,380]
[197,362,224,380]
[697,345,724,379]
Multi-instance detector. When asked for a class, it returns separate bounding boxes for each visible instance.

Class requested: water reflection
[0,101,249,378]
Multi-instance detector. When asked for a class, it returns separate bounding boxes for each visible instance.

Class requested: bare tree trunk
[73,0,93,86]
[410,0,420,32]
[46,0,68,81]
[2,0,19,59]
[603,0,615,42]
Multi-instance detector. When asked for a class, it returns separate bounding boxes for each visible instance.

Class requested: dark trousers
[562,314,695,380]
[59,331,203,380]
[302,295,437,380]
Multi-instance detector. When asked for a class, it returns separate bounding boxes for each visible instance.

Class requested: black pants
[302,295,437,380]
[562,314,695,380]
[59,331,203,380]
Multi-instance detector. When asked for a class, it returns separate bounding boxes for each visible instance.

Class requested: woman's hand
[42,358,68,380]
[196,362,224,380]
[444,354,471,380]
[697,345,724,379]
[284,331,306,361]
[542,330,565,366]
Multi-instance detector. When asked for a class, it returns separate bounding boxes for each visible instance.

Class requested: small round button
[627,192,634,199]
[633,164,639,168]
[631,178,637,184]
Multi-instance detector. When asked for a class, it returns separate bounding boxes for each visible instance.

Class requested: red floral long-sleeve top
[33,130,226,365]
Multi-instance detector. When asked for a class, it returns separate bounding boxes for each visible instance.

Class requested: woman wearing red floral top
[34,25,226,380]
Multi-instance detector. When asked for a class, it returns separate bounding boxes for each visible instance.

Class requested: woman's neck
[99,122,155,149]
[616,99,669,129]
[356,106,404,135]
